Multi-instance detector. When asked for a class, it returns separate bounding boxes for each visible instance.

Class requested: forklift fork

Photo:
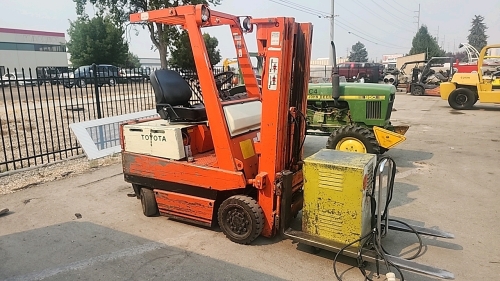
[373,157,454,279]
[281,156,455,280]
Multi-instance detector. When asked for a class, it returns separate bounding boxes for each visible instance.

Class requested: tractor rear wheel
[326,125,380,154]
[448,88,475,110]
[140,188,159,217]
[218,195,264,245]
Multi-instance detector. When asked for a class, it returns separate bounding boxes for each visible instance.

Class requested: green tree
[168,31,221,71]
[124,52,141,68]
[348,41,368,62]
[73,0,222,69]
[67,15,129,67]
[467,15,488,52]
[409,25,445,59]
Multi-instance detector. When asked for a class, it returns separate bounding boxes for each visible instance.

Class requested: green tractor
[306,79,409,154]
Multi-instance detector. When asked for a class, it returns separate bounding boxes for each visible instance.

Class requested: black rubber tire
[217,195,264,245]
[448,88,475,110]
[411,84,425,96]
[140,188,159,217]
[326,125,380,154]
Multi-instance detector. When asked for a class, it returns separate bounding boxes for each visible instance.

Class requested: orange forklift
[120,5,455,280]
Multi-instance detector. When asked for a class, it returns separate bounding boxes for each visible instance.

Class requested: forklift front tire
[140,188,159,217]
[217,195,264,245]
[448,88,475,110]
[411,85,425,96]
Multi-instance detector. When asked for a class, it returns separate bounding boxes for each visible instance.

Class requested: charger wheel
[218,195,264,245]
[140,188,159,217]
[327,125,379,154]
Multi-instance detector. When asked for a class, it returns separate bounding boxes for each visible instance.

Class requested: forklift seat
[150,69,207,122]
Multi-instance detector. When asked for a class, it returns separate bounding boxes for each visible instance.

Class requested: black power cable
[333,230,376,281]
[332,156,428,280]
[287,108,308,168]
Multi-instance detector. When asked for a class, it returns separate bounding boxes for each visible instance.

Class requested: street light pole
[329,0,335,65]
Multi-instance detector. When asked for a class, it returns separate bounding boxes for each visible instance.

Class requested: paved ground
[1,92,500,281]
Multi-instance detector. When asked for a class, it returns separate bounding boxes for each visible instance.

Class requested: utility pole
[436,26,439,44]
[329,0,335,66]
[414,4,420,32]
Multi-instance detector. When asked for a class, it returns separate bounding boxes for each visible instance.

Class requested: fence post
[92,63,102,119]
[92,63,105,150]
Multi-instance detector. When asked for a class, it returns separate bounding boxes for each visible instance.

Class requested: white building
[139,57,161,69]
[381,54,404,69]
[0,27,68,76]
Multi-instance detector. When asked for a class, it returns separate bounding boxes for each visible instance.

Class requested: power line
[268,0,410,50]
[377,0,414,17]
[368,0,414,25]
[335,18,408,49]
[350,0,415,33]
[391,0,415,13]
[334,1,413,41]
[335,21,409,50]
[268,0,326,17]
[271,0,331,17]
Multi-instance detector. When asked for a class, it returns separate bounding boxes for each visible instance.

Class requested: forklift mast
[129,5,313,237]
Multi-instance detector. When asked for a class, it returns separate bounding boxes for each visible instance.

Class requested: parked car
[15,73,38,86]
[0,73,16,86]
[120,68,145,81]
[335,62,383,83]
[63,64,121,88]
[0,73,38,86]
[36,67,70,85]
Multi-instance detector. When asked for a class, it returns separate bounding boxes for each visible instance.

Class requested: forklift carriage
[119,4,455,280]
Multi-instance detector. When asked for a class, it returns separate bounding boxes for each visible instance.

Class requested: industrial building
[0,28,68,76]
[381,53,404,69]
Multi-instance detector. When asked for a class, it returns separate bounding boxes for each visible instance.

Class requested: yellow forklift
[121,4,455,280]
[440,44,500,109]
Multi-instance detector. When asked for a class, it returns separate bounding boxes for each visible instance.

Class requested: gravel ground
[0,153,122,195]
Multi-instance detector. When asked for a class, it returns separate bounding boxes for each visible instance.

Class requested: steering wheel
[214,71,235,89]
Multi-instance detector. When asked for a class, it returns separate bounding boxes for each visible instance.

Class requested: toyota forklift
[120,4,455,280]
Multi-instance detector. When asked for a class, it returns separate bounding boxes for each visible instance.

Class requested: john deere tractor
[306,81,409,154]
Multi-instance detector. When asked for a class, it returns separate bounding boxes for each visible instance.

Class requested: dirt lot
[0,82,155,172]
[1,93,500,281]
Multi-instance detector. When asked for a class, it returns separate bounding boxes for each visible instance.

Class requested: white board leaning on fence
[69,110,159,160]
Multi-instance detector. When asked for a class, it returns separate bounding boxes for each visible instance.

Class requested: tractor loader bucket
[373,126,408,149]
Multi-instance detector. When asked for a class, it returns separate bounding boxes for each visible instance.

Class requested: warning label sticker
[268,57,279,90]
[270,32,280,46]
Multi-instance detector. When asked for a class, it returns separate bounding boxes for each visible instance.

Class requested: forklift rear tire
[140,188,159,217]
[217,195,264,245]
[326,125,380,154]
[411,85,425,96]
[448,88,475,110]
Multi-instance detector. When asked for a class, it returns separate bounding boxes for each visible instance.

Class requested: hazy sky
[1,0,499,63]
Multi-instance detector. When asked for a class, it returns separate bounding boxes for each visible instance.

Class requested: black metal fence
[0,64,225,172]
